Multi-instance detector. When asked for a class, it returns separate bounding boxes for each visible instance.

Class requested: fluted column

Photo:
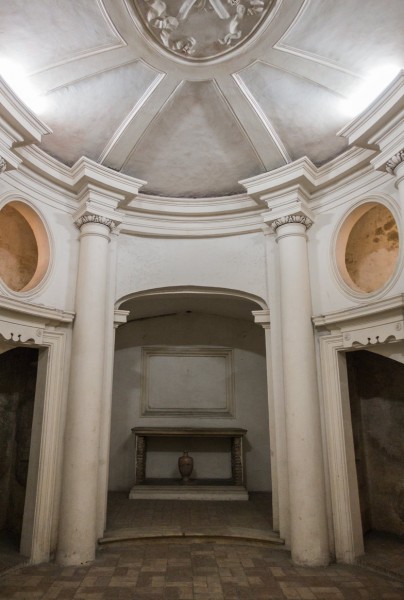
[386,149,404,206]
[266,209,329,567]
[57,211,119,566]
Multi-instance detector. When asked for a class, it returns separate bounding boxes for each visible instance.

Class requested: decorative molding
[337,70,404,147]
[340,319,404,348]
[74,213,116,231]
[313,293,404,328]
[133,0,275,61]
[114,309,130,329]
[140,346,235,418]
[314,293,404,349]
[0,319,43,344]
[386,149,404,175]
[252,308,270,328]
[0,78,52,144]
[0,156,6,173]
[0,294,74,324]
[318,332,364,563]
[270,214,313,232]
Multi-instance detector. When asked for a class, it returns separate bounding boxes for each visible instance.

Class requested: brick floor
[1,495,403,599]
[1,540,404,599]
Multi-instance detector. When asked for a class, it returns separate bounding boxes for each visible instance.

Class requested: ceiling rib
[99,72,165,163]
[103,73,181,170]
[215,74,286,171]
[233,73,291,164]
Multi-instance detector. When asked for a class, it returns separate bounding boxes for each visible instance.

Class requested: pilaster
[252,309,281,535]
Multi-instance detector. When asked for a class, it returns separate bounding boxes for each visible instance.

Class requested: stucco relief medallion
[134,0,275,61]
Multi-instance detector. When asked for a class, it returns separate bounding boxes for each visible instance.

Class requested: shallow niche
[0,201,50,293]
[336,202,399,294]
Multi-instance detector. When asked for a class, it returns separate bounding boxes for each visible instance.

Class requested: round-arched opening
[0,201,50,293]
[108,287,273,532]
[336,202,399,294]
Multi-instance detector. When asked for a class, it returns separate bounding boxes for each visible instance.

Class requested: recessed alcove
[0,201,50,293]
[336,202,399,294]
[110,291,271,496]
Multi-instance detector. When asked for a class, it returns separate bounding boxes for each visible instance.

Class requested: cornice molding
[0,156,6,174]
[337,70,404,147]
[313,294,404,349]
[0,294,75,325]
[239,147,376,202]
[0,77,52,144]
[313,294,404,328]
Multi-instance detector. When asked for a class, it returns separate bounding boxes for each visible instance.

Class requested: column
[386,149,404,205]
[57,210,119,566]
[266,208,329,567]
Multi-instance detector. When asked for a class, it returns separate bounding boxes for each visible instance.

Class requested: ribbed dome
[0,0,403,197]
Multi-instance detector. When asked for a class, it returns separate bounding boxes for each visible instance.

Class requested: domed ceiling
[0,0,403,198]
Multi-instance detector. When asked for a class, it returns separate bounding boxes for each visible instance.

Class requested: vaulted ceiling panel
[279,0,404,74]
[40,61,158,165]
[123,80,266,197]
[0,0,124,73]
[238,62,348,164]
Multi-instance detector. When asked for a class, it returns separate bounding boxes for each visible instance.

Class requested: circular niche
[0,201,50,293]
[336,202,399,294]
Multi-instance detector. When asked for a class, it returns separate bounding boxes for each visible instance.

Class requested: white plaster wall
[0,173,78,312]
[309,170,404,317]
[115,232,268,305]
[109,312,271,492]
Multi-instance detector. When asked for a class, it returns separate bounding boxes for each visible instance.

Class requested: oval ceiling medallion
[134,0,276,61]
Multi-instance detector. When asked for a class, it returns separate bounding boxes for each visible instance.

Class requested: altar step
[129,484,249,501]
[99,526,284,547]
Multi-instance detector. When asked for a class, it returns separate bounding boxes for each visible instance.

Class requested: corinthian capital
[386,150,404,175]
[270,214,313,233]
[0,156,6,174]
[74,214,116,231]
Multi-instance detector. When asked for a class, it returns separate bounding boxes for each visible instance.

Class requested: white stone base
[129,485,249,501]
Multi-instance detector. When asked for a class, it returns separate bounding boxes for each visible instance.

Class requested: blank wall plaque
[140,346,235,418]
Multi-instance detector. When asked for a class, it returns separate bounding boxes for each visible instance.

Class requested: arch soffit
[116,286,268,322]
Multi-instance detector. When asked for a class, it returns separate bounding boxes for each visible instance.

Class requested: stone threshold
[99,526,284,547]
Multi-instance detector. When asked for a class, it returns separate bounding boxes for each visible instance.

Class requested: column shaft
[276,221,329,566]
[57,220,112,565]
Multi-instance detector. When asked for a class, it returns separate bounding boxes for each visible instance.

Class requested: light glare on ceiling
[0,58,50,115]
[340,65,401,117]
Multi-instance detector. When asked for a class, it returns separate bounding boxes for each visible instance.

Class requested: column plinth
[268,211,329,566]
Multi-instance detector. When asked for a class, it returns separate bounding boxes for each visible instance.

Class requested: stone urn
[178,451,193,482]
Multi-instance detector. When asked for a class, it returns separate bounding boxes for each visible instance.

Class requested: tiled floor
[1,540,404,599]
[0,494,403,599]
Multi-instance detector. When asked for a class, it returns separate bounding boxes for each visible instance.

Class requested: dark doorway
[0,347,39,558]
[346,350,404,537]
